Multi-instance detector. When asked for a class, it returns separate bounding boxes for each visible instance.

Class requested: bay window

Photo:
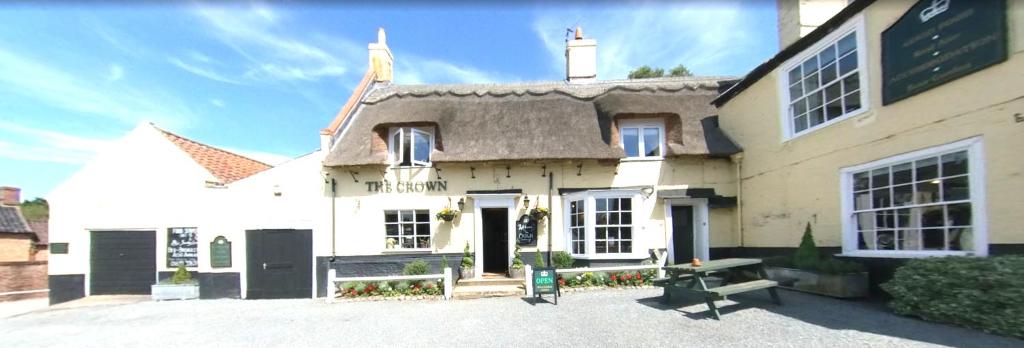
[563,190,642,258]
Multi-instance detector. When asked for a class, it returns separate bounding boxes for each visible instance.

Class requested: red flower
[610,275,618,281]
[558,278,566,286]
[635,272,643,280]
[623,273,632,280]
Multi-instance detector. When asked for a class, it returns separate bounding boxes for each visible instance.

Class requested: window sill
[836,250,974,259]
[382,249,433,255]
[572,253,649,260]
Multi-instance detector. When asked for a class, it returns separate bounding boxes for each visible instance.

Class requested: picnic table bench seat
[706,279,779,299]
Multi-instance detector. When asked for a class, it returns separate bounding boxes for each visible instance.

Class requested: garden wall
[0,261,48,302]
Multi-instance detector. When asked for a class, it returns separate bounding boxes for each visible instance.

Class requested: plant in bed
[152,265,200,301]
[763,223,868,298]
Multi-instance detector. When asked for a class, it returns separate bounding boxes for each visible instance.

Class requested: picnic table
[655,258,781,320]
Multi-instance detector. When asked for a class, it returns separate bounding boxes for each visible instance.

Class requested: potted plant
[436,207,458,222]
[763,223,869,298]
[509,245,525,278]
[530,207,549,221]
[460,242,474,279]
[152,265,200,300]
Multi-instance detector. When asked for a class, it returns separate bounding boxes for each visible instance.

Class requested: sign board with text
[210,236,232,268]
[167,227,198,268]
[515,215,537,246]
[882,0,1007,105]
[532,267,559,305]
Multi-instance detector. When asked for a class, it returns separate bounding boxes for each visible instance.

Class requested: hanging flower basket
[436,208,458,222]
[530,207,549,220]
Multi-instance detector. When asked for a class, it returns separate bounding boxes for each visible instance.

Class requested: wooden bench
[702,279,781,319]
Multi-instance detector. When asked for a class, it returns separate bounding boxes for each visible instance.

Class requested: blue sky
[0,1,778,200]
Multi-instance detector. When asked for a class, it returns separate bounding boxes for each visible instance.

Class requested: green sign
[210,236,232,268]
[882,0,1007,105]
[533,267,559,305]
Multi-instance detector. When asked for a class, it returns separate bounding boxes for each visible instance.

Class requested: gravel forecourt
[1,288,1018,347]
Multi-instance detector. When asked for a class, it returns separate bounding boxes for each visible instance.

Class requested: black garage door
[90,230,156,295]
[247,229,312,299]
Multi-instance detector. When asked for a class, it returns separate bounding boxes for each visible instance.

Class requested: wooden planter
[765,267,868,298]
[151,283,200,301]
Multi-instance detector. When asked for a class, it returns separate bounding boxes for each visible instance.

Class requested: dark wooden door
[482,208,509,274]
[90,230,156,295]
[671,206,695,264]
[246,229,312,299]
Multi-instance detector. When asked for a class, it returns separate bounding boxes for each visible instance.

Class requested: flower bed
[556,270,658,290]
[334,279,445,302]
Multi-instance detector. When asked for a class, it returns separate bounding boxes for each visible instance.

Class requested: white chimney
[565,27,597,83]
[368,28,393,82]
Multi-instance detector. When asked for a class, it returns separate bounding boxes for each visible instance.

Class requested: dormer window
[389,127,433,167]
[619,120,664,159]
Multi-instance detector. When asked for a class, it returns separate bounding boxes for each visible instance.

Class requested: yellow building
[715,0,1023,276]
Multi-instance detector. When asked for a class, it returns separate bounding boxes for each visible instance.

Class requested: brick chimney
[565,26,597,83]
[368,28,393,82]
[1,186,20,206]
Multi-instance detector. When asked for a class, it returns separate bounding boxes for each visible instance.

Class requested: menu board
[167,227,198,268]
[516,214,538,246]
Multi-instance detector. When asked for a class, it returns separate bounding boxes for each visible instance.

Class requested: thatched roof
[325,77,741,167]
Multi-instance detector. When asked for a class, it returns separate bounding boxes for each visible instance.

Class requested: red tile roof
[27,220,47,245]
[157,128,272,184]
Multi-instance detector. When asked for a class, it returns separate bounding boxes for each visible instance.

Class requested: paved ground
[0,289,1018,347]
[0,298,48,319]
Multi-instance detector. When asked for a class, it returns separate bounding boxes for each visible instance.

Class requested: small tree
[171,265,192,284]
[668,64,692,77]
[403,260,429,275]
[461,242,473,268]
[511,245,524,269]
[793,222,822,270]
[534,250,546,268]
[440,255,449,270]
[628,65,664,79]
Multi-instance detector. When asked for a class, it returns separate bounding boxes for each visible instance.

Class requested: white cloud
[209,99,226,108]
[0,48,197,130]
[0,121,114,165]
[107,64,124,81]
[168,56,243,85]
[396,54,519,85]
[193,5,354,83]
[533,1,773,79]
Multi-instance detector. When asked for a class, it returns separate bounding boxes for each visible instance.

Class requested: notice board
[167,227,198,268]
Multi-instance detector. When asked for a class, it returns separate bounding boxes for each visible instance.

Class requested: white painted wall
[48,122,327,298]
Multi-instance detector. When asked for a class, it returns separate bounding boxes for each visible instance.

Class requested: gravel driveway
[1,289,1018,347]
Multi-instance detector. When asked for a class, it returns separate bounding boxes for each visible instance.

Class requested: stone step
[452,284,524,300]
[457,278,524,287]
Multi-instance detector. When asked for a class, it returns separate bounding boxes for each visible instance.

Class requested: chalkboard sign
[532,267,559,304]
[167,227,198,268]
[210,236,231,268]
[516,214,537,246]
[881,0,1007,105]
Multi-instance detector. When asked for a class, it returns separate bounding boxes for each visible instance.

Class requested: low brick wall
[0,261,48,302]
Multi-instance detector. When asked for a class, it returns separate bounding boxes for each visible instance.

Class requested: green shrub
[403,260,430,275]
[793,223,821,270]
[440,255,449,270]
[534,251,546,267]
[376,281,392,292]
[552,251,575,269]
[394,281,411,292]
[353,282,367,294]
[881,256,1024,338]
[461,242,474,267]
[511,245,524,269]
[171,265,193,284]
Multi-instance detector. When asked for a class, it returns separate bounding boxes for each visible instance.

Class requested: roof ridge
[153,125,273,183]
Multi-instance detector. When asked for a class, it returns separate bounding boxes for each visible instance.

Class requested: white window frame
[618,119,665,160]
[388,127,434,167]
[778,14,869,141]
[383,209,433,251]
[839,137,987,258]
[562,189,646,259]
